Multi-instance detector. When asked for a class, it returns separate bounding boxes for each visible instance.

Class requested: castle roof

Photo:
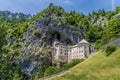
[78,39,89,44]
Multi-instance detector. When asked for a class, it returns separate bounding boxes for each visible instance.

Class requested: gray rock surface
[90,15,107,28]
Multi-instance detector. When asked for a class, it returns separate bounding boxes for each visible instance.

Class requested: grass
[50,48,120,80]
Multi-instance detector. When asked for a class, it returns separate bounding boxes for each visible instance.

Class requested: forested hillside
[0,3,120,79]
[0,11,31,79]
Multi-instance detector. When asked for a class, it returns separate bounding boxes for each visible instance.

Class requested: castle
[52,39,95,64]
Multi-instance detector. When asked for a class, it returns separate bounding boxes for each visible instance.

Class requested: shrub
[105,46,116,56]
[44,66,59,76]
[71,59,84,66]
[2,45,10,53]
[34,72,39,80]
[63,63,71,69]
[62,59,84,69]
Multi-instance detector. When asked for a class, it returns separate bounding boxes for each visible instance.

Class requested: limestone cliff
[16,4,85,77]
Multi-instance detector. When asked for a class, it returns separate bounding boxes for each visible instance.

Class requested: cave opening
[52,30,61,41]
[51,30,73,44]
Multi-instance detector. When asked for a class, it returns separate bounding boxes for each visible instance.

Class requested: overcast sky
[0,0,120,15]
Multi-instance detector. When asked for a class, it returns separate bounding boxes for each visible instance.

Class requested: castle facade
[52,39,95,64]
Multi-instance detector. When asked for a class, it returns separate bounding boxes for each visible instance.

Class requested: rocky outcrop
[115,13,120,18]
[18,5,85,77]
[90,15,107,28]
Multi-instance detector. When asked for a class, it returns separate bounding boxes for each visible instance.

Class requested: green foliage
[86,24,103,42]
[39,61,48,76]
[105,11,116,19]
[44,66,59,76]
[72,59,84,65]
[66,11,85,27]
[1,45,10,53]
[43,59,84,77]
[62,59,84,69]
[0,54,25,80]
[116,6,120,13]
[101,18,120,45]
[105,46,116,56]
[34,72,39,80]
[0,10,29,80]
[106,18,120,36]
[97,9,105,16]
[62,63,72,69]
[0,25,7,50]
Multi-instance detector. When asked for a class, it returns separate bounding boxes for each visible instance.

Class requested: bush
[62,59,84,69]
[44,66,59,76]
[63,63,72,69]
[105,46,116,56]
[71,59,84,66]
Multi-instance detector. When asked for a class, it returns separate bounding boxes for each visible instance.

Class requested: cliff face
[18,5,85,77]
[10,5,113,77]
[90,15,108,28]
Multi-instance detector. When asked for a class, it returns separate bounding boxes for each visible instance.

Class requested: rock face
[19,5,85,77]
[19,56,51,77]
[116,13,120,18]
[90,15,107,28]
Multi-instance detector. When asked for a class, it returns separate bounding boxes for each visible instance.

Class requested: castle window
[64,53,68,55]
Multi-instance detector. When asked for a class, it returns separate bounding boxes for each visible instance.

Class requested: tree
[49,3,54,8]
[116,6,120,13]
[97,9,105,16]
[86,24,103,42]
[0,25,7,51]
[106,18,120,39]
